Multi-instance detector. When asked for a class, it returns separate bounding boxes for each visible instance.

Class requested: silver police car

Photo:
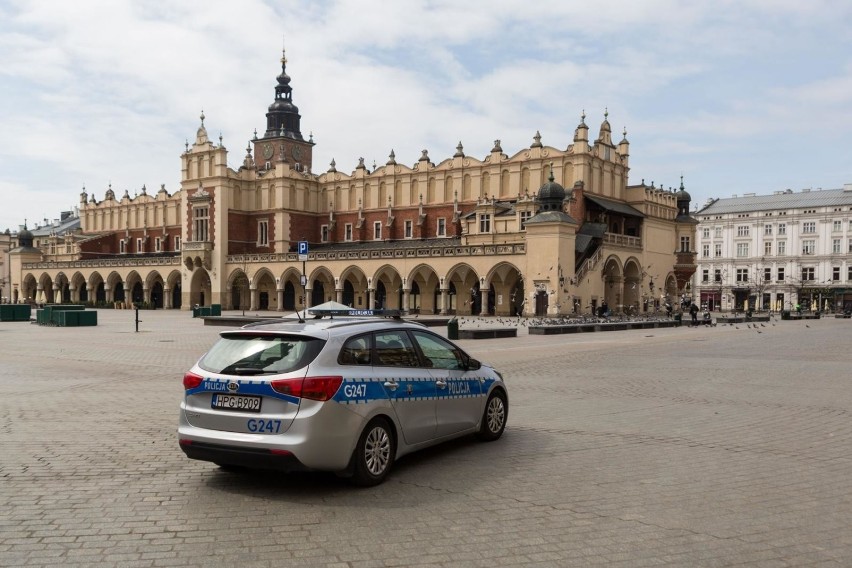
[178,311,508,486]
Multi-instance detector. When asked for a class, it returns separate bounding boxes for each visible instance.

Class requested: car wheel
[477,389,507,441]
[350,418,395,487]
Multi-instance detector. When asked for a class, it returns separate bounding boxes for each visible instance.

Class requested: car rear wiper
[230,367,276,376]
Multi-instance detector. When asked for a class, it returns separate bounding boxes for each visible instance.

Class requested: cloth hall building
[9,49,697,317]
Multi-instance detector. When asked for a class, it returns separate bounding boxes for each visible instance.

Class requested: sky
[2,0,852,233]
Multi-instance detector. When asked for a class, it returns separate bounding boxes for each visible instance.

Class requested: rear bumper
[179,439,310,472]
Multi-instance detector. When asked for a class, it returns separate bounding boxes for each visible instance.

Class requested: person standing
[689,302,699,325]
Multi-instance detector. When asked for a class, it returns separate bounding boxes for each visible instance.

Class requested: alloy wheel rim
[364,427,390,475]
[487,397,505,433]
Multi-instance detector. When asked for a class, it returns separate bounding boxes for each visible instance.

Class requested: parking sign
[298,241,308,261]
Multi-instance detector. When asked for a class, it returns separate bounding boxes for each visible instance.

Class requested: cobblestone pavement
[1,310,851,567]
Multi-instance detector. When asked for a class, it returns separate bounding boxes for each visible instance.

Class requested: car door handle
[435,380,447,389]
[383,381,398,391]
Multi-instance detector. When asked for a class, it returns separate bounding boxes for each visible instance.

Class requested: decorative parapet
[602,233,642,249]
[23,256,181,270]
[183,240,213,252]
[225,243,525,265]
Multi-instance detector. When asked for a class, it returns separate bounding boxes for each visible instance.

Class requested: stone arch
[227,268,249,310]
[189,268,211,307]
[22,273,38,304]
[279,267,303,311]
[601,255,623,310]
[308,266,335,307]
[146,270,165,308]
[484,261,524,316]
[55,272,72,303]
[106,271,126,304]
[38,272,55,304]
[371,265,402,310]
[89,272,106,304]
[125,270,144,305]
[71,271,88,303]
[407,264,441,314]
[622,258,643,314]
[166,270,182,309]
[251,267,277,310]
[444,263,481,315]
[340,265,368,308]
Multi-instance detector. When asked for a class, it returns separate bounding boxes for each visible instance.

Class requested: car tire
[476,389,507,441]
[350,417,395,487]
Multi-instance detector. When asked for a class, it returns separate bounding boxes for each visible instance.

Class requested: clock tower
[254,48,314,172]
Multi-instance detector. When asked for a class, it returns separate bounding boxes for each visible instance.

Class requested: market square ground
[1,311,850,567]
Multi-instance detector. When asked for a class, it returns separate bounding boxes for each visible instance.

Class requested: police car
[178,309,508,486]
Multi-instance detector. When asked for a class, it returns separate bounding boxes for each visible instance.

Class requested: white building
[694,185,852,313]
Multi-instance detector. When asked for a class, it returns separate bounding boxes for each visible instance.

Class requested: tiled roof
[697,187,852,215]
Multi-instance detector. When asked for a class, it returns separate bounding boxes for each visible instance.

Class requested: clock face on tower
[291,145,302,160]
[262,143,274,160]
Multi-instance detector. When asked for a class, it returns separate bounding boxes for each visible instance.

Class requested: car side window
[411,331,464,370]
[338,334,372,366]
[373,331,419,367]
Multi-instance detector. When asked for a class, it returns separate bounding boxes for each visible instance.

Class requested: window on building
[714,226,722,238]
[174,236,181,251]
[702,228,710,239]
[736,243,749,257]
[714,243,722,257]
[345,223,353,242]
[373,221,382,240]
[764,241,772,255]
[848,266,852,282]
[777,267,785,282]
[764,268,771,282]
[258,220,269,246]
[702,244,710,258]
[802,221,816,234]
[479,213,491,233]
[714,269,722,283]
[849,239,852,253]
[193,206,209,242]
[736,268,749,283]
[136,238,143,253]
[801,267,815,281]
[737,225,750,237]
[404,220,413,239]
[437,218,446,237]
[680,236,690,252]
[802,240,815,255]
[520,210,532,231]
[778,223,786,235]
[764,224,773,236]
[320,225,329,243]
[120,240,126,254]
[702,269,709,283]
[777,240,786,255]
[155,237,161,253]
[833,266,841,281]
[832,239,841,254]
[833,220,842,232]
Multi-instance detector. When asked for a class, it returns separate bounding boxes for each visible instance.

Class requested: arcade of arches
[17,256,679,316]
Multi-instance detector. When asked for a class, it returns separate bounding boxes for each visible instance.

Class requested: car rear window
[199,334,325,375]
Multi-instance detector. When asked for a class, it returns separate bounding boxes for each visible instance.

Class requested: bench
[457,328,517,339]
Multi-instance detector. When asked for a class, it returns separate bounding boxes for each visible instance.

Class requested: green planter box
[210,304,222,316]
[56,311,79,327]
[77,311,98,326]
[0,305,30,321]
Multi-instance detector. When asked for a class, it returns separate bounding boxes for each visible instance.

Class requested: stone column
[86,285,94,305]
[276,289,284,311]
[305,288,313,309]
[52,284,60,304]
[368,288,375,310]
[143,285,151,304]
[402,289,410,313]
[249,287,258,311]
[440,288,449,315]
[164,287,172,309]
[105,285,113,303]
[336,288,343,305]
[124,284,131,308]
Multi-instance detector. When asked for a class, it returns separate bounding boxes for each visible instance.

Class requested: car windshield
[199,334,325,375]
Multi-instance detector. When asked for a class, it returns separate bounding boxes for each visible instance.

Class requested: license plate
[212,394,262,413]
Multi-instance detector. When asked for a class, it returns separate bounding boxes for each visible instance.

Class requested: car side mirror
[466,357,481,371]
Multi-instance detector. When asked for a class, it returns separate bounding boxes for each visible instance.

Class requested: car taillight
[183,371,204,390]
[271,376,343,401]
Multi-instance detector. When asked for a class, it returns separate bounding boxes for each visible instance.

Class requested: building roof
[697,187,852,215]
[584,194,645,218]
